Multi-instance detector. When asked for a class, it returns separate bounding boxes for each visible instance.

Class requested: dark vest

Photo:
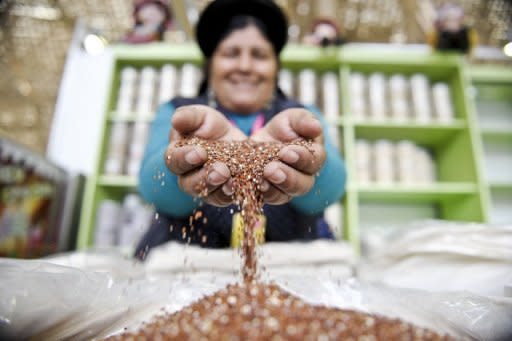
[135,94,328,260]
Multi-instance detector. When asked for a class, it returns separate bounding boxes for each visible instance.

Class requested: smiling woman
[210,24,278,113]
[135,0,347,259]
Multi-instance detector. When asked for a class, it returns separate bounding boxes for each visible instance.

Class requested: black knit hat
[195,0,288,58]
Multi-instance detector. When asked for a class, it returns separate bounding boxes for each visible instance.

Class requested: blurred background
[0,0,511,258]
[0,0,510,152]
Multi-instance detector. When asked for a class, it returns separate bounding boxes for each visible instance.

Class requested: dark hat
[196,0,288,57]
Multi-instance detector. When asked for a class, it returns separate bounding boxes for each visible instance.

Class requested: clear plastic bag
[2,242,512,341]
[359,220,512,297]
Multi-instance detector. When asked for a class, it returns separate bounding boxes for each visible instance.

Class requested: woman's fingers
[172,105,246,141]
[263,161,315,198]
[287,108,323,140]
[176,161,233,206]
[253,108,323,143]
[278,143,325,175]
[166,145,207,175]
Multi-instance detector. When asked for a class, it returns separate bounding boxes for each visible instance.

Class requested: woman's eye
[222,48,239,57]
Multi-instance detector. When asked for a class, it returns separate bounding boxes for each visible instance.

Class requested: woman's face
[210,25,278,114]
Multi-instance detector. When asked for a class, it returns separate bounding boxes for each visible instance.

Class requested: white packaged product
[368,73,387,121]
[415,147,436,183]
[321,72,340,121]
[135,89,154,117]
[116,82,136,115]
[278,69,294,98]
[126,122,150,177]
[298,69,317,106]
[136,68,157,117]
[179,63,200,98]
[355,139,372,183]
[410,74,432,123]
[395,140,416,183]
[104,122,129,175]
[432,83,454,123]
[373,139,394,183]
[120,67,137,83]
[349,73,366,121]
[158,64,177,104]
[349,72,365,96]
[388,74,409,122]
[139,66,157,82]
[94,200,121,247]
[117,194,152,247]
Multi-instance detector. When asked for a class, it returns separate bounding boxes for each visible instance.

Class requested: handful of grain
[176,137,312,282]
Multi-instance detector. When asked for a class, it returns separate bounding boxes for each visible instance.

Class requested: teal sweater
[138,102,346,218]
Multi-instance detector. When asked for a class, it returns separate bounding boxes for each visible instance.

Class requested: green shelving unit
[468,65,512,224]
[77,43,491,251]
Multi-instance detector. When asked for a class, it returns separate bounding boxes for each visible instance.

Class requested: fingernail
[259,180,270,192]
[185,150,202,165]
[222,183,234,196]
[270,168,286,184]
[282,150,299,164]
[208,171,226,186]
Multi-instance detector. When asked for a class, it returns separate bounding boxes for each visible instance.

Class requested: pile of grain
[107,137,453,340]
[106,282,453,340]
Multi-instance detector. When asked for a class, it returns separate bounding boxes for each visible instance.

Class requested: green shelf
[356,183,478,202]
[76,43,493,251]
[353,121,466,147]
[489,182,512,190]
[98,175,138,188]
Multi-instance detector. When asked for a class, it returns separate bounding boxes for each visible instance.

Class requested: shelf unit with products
[468,65,512,224]
[77,43,489,252]
[339,48,488,249]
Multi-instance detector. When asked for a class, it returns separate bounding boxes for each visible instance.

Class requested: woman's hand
[250,108,326,205]
[165,105,246,206]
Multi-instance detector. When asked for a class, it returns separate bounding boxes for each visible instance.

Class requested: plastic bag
[359,220,512,297]
[2,240,512,340]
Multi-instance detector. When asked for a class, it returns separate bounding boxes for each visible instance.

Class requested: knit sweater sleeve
[289,106,346,214]
[138,102,197,217]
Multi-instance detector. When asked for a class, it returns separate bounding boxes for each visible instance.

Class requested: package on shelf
[388,74,410,122]
[354,139,437,184]
[355,139,372,183]
[373,139,395,183]
[126,122,151,177]
[104,121,130,175]
[410,73,433,123]
[278,69,294,98]
[94,200,121,247]
[179,63,202,98]
[117,194,154,247]
[298,68,317,106]
[414,148,436,183]
[116,67,138,116]
[368,73,387,121]
[431,82,455,123]
[395,140,417,183]
[135,67,157,118]
[349,73,366,121]
[278,68,341,119]
[94,195,154,248]
[321,71,340,121]
[158,64,178,104]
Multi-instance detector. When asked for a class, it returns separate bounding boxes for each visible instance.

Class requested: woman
[135,0,346,259]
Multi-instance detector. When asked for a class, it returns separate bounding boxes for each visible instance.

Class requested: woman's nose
[237,53,252,71]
